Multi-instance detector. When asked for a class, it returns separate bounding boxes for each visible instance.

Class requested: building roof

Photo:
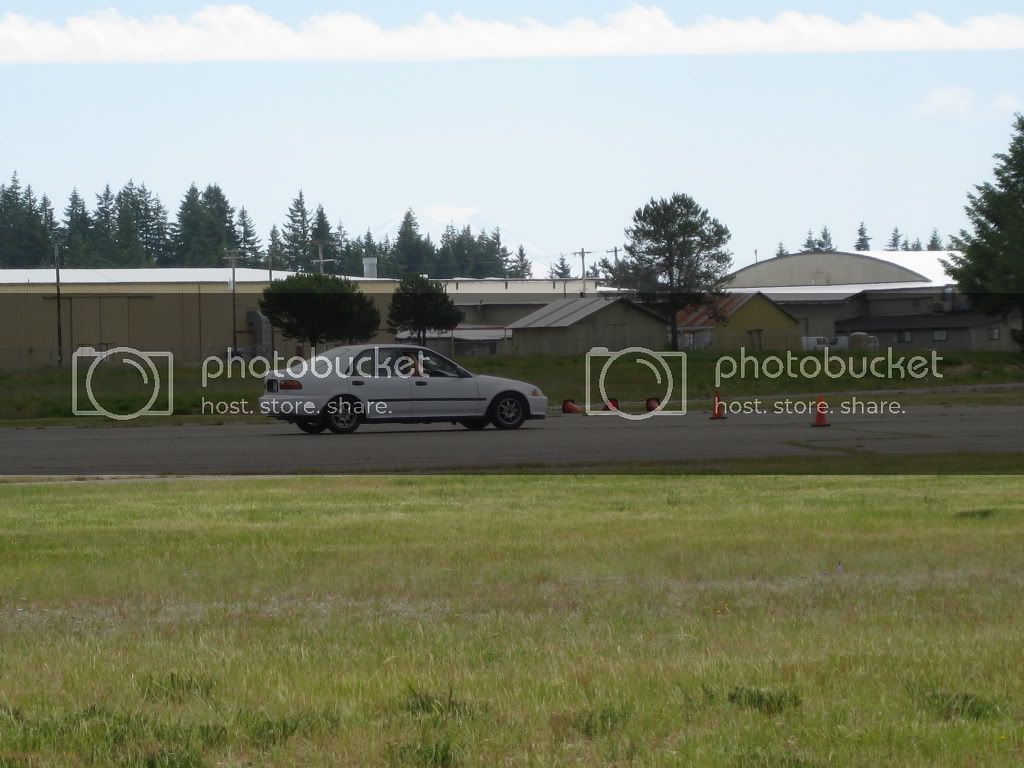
[675,293,754,328]
[396,325,509,342]
[727,250,958,288]
[836,312,1006,332]
[728,281,948,304]
[0,268,307,284]
[506,296,665,329]
[507,296,616,329]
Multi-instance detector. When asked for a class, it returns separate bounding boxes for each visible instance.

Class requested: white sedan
[259,344,548,434]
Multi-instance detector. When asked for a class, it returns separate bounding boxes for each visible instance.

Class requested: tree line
[0,174,533,278]
[775,223,950,258]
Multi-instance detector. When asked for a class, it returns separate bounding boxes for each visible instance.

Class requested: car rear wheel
[324,397,361,434]
[296,419,326,434]
[490,393,527,430]
[460,418,489,430]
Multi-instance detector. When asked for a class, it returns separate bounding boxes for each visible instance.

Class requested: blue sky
[1,2,1022,273]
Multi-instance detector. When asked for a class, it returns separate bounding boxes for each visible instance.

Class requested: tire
[324,396,361,434]
[489,393,528,430]
[296,419,326,434]
[460,418,489,430]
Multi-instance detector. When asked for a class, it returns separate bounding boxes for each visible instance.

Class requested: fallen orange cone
[645,397,661,412]
[602,397,619,411]
[562,399,584,414]
[812,395,831,427]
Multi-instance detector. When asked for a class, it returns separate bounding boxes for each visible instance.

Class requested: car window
[351,349,403,378]
[417,351,464,378]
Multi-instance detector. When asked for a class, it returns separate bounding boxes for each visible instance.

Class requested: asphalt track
[1,403,1022,475]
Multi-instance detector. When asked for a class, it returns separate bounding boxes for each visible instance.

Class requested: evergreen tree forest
[0,174,531,279]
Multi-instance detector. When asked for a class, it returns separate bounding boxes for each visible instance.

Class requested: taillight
[280,380,303,391]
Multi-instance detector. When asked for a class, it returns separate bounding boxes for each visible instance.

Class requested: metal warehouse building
[0,268,606,368]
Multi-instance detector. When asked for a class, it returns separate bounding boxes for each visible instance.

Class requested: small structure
[507,296,667,355]
[675,293,801,351]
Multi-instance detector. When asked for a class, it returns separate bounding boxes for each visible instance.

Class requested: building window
[897,330,913,343]
[932,329,948,342]
[987,327,1001,341]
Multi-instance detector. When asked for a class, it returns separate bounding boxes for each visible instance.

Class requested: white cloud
[914,87,976,117]
[1,6,1024,62]
[991,93,1022,113]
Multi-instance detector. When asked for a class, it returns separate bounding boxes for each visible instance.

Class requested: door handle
[415,380,429,387]
[352,380,365,386]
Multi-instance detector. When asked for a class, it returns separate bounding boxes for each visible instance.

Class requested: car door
[405,348,483,419]
[348,348,411,420]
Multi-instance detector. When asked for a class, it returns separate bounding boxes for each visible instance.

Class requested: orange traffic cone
[812,395,831,427]
[562,399,584,414]
[602,397,619,411]
[645,397,661,412]
[710,389,727,420]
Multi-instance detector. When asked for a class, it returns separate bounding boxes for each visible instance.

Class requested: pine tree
[802,229,818,251]
[818,227,836,252]
[236,207,262,266]
[282,191,311,271]
[0,175,52,267]
[947,114,1024,338]
[508,245,532,277]
[92,185,118,265]
[62,188,94,266]
[775,242,787,258]
[901,236,910,251]
[392,208,435,276]
[309,204,341,273]
[854,222,871,251]
[114,181,147,266]
[199,184,238,264]
[548,254,573,279]
[266,225,285,272]
[886,227,902,251]
[171,183,207,266]
[926,229,945,251]
[138,185,171,266]
[909,238,924,251]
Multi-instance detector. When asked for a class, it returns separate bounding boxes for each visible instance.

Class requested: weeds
[403,685,470,719]
[727,687,802,716]
[389,731,459,767]
[138,672,215,703]
[954,509,996,520]
[908,683,1005,721]
[553,702,632,739]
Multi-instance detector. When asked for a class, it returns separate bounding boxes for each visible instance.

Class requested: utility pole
[605,246,622,265]
[265,247,276,362]
[312,241,336,274]
[576,247,593,295]
[224,250,241,355]
[54,242,64,369]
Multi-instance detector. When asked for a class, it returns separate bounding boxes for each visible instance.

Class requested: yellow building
[675,293,801,351]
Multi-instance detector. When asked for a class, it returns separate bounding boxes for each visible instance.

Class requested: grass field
[2,476,1023,766]
[2,350,1022,424]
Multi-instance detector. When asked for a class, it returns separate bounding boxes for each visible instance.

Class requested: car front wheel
[324,397,361,434]
[490,393,527,430]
